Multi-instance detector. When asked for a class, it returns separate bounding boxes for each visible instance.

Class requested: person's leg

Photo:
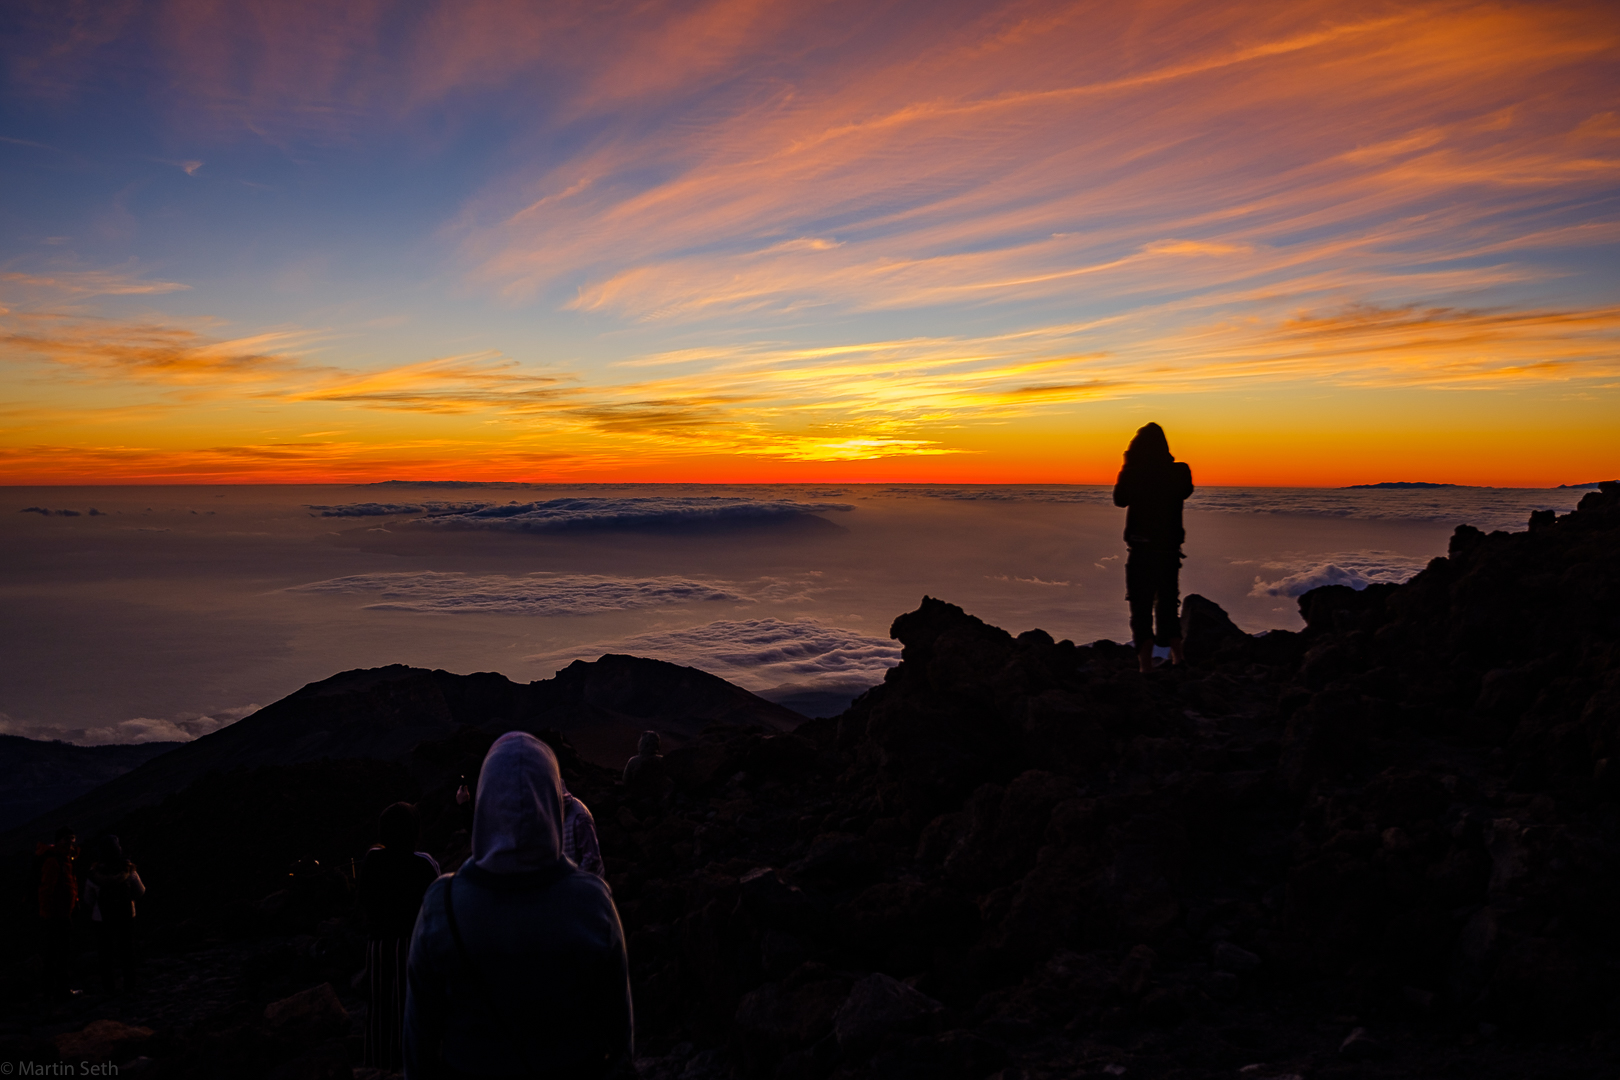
[1125,549,1156,672]
[97,922,116,995]
[363,937,383,1067]
[387,936,409,1070]
[113,921,135,994]
[41,918,72,998]
[1154,551,1185,664]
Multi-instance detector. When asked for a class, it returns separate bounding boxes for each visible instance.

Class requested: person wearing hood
[622,731,666,796]
[1112,422,1195,673]
[358,802,440,1071]
[405,732,631,1079]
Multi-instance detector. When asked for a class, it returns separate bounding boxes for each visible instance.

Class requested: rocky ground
[3,483,1617,1079]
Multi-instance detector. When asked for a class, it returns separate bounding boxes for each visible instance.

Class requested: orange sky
[1,0,1616,485]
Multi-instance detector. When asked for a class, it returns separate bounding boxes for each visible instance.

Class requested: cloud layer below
[1246,550,1436,598]
[530,617,902,712]
[891,484,1589,532]
[305,496,853,533]
[286,571,770,615]
[0,704,260,746]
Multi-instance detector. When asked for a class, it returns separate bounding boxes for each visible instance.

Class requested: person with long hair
[358,802,440,1071]
[405,732,632,1079]
[1112,422,1195,673]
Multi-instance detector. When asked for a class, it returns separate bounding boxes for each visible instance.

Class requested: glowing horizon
[2,0,1616,487]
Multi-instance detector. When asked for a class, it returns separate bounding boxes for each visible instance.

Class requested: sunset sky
[1,0,1616,486]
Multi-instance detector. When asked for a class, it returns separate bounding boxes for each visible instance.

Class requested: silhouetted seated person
[622,730,667,795]
[85,834,145,995]
[1112,422,1194,674]
[405,732,632,1079]
[358,803,440,1072]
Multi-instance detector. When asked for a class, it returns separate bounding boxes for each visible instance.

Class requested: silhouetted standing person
[1113,422,1194,673]
[405,732,632,1079]
[622,730,666,794]
[36,825,78,1000]
[358,803,440,1071]
[85,835,144,995]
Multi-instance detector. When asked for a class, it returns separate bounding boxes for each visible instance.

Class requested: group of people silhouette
[34,827,146,1000]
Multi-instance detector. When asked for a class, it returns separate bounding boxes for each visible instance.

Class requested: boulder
[264,982,350,1047]
[52,1020,154,1065]
[267,1039,352,1080]
[832,972,943,1057]
[1338,1026,1391,1061]
[732,965,852,1072]
[1213,941,1261,974]
[1180,594,1249,663]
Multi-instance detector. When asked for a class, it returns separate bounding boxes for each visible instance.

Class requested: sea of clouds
[0,704,261,746]
[1242,550,1437,598]
[884,485,1594,534]
[530,617,902,716]
[305,496,854,533]
[284,571,805,615]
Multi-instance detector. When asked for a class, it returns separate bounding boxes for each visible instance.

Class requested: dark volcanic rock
[1181,592,1251,664]
[832,972,942,1057]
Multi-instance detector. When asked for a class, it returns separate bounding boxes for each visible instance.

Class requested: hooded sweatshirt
[1113,457,1194,548]
[405,732,631,1079]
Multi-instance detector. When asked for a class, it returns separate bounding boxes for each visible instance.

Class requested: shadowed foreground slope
[2,483,1616,1079]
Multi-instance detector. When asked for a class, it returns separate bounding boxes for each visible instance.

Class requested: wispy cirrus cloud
[456,1,1620,326]
[288,352,576,413]
[0,316,314,383]
[0,269,191,297]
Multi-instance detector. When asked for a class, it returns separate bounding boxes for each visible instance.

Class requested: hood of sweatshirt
[470,731,566,874]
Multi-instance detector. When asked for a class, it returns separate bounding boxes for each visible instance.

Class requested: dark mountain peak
[551,653,799,724]
[290,663,431,698]
[3,654,805,849]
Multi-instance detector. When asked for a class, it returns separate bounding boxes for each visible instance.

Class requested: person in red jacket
[1112,423,1195,674]
[36,825,79,1000]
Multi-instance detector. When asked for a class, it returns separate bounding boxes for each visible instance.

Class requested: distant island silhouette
[1343,481,1607,490]
[357,479,533,488]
